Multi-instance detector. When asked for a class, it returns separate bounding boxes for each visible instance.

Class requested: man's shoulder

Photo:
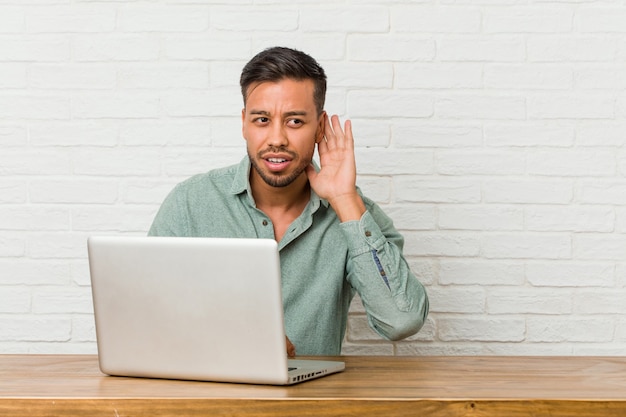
[175,163,240,192]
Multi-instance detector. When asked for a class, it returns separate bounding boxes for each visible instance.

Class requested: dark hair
[240,47,327,115]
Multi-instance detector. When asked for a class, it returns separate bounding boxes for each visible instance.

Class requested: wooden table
[1,355,625,416]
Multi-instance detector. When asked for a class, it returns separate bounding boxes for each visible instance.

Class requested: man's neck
[250,171,311,213]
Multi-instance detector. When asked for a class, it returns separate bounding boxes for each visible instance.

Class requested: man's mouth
[267,158,288,163]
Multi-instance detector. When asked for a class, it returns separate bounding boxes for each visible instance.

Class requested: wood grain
[1,355,626,416]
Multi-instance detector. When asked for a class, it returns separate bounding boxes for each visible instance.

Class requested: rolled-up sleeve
[340,207,429,341]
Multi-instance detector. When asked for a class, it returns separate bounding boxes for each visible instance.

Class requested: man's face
[242,78,324,188]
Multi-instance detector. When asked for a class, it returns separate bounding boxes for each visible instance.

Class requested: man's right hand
[286,336,296,358]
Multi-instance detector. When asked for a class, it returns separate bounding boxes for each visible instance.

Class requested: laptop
[87,235,345,385]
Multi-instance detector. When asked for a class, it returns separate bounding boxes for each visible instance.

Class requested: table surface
[2,354,626,416]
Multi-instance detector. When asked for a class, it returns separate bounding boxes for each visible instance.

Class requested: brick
[325,62,393,89]
[120,120,212,147]
[578,123,626,147]
[428,287,486,313]
[484,64,573,89]
[526,317,613,342]
[394,123,483,148]
[438,205,524,231]
[0,125,27,146]
[0,288,31,313]
[71,316,96,343]
[438,318,525,342]
[74,35,160,62]
[0,317,71,342]
[578,7,626,33]
[406,258,436,286]
[436,95,526,120]
[29,64,116,90]
[348,35,436,62]
[348,91,433,118]
[578,180,626,204]
[29,121,118,147]
[32,287,93,314]
[438,36,525,62]
[527,262,614,287]
[26,5,116,33]
[72,148,160,176]
[529,95,615,120]
[71,206,156,232]
[301,6,389,33]
[209,8,297,31]
[252,37,346,62]
[0,95,70,120]
[0,234,26,257]
[574,234,626,260]
[526,206,614,232]
[0,36,70,62]
[118,5,209,32]
[162,89,242,117]
[0,260,71,285]
[0,180,26,203]
[574,290,626,314]
[0,150,71,175]
[439,260,525,286]
[356,177,393,204]
[487,289,573,314]
[484,8,573,33]
[528,150,615,176]
[383,205,436,231]
[392,6,481,33]
[72,94,160,119]
[0,6,24,32]
[436,150,525,175]
[351,119,391,148]
[576,67,626,90]
[483,179,574,204]
[117,64,210,89]
[121,179,181,205]
[0,63,26,88]
[395,178,481,203]
[356,148,433,175]
[528,36,616,62]
[485,123,574,147]
[164,35,249,61]
[27,233,89,259]
[403,232,481,257]
[29,179,118,204]
[396,63,483,89]
[482,233,571,259]
[162,148,243,177]
[0,206,69,231]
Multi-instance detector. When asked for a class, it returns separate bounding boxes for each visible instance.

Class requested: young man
[149,47,429,356]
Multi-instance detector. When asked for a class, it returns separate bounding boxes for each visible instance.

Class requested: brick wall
[1,0,625,355]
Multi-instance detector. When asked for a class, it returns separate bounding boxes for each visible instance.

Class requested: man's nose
[266,122,288,147]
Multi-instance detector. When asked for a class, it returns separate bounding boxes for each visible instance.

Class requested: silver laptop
[87,235,344,385]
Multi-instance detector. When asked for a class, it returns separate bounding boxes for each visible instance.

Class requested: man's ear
[241,108,247,141]
[315,111,326,143]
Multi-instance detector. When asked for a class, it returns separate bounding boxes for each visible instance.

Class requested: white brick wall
[1,0,625,356]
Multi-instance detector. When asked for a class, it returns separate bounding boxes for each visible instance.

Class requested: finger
[286,336,296,358]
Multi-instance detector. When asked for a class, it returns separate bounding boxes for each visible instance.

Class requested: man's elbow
[376,299,430,341]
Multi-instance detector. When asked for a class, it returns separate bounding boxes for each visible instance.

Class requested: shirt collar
[229,156,329,209]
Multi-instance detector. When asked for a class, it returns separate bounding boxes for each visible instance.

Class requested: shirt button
[262,220,268,226]
[365,231,372,237]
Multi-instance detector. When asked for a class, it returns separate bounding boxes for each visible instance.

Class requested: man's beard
[248,148,312,188]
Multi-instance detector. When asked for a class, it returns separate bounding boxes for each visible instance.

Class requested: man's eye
[287,119,303,127]
[255,117,269,123]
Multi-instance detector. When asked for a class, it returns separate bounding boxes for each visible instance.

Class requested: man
[149,47,429,356]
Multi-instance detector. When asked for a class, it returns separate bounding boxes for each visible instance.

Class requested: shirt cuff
[339,210,387,256]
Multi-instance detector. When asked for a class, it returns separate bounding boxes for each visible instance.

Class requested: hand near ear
[307,114,366,222]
